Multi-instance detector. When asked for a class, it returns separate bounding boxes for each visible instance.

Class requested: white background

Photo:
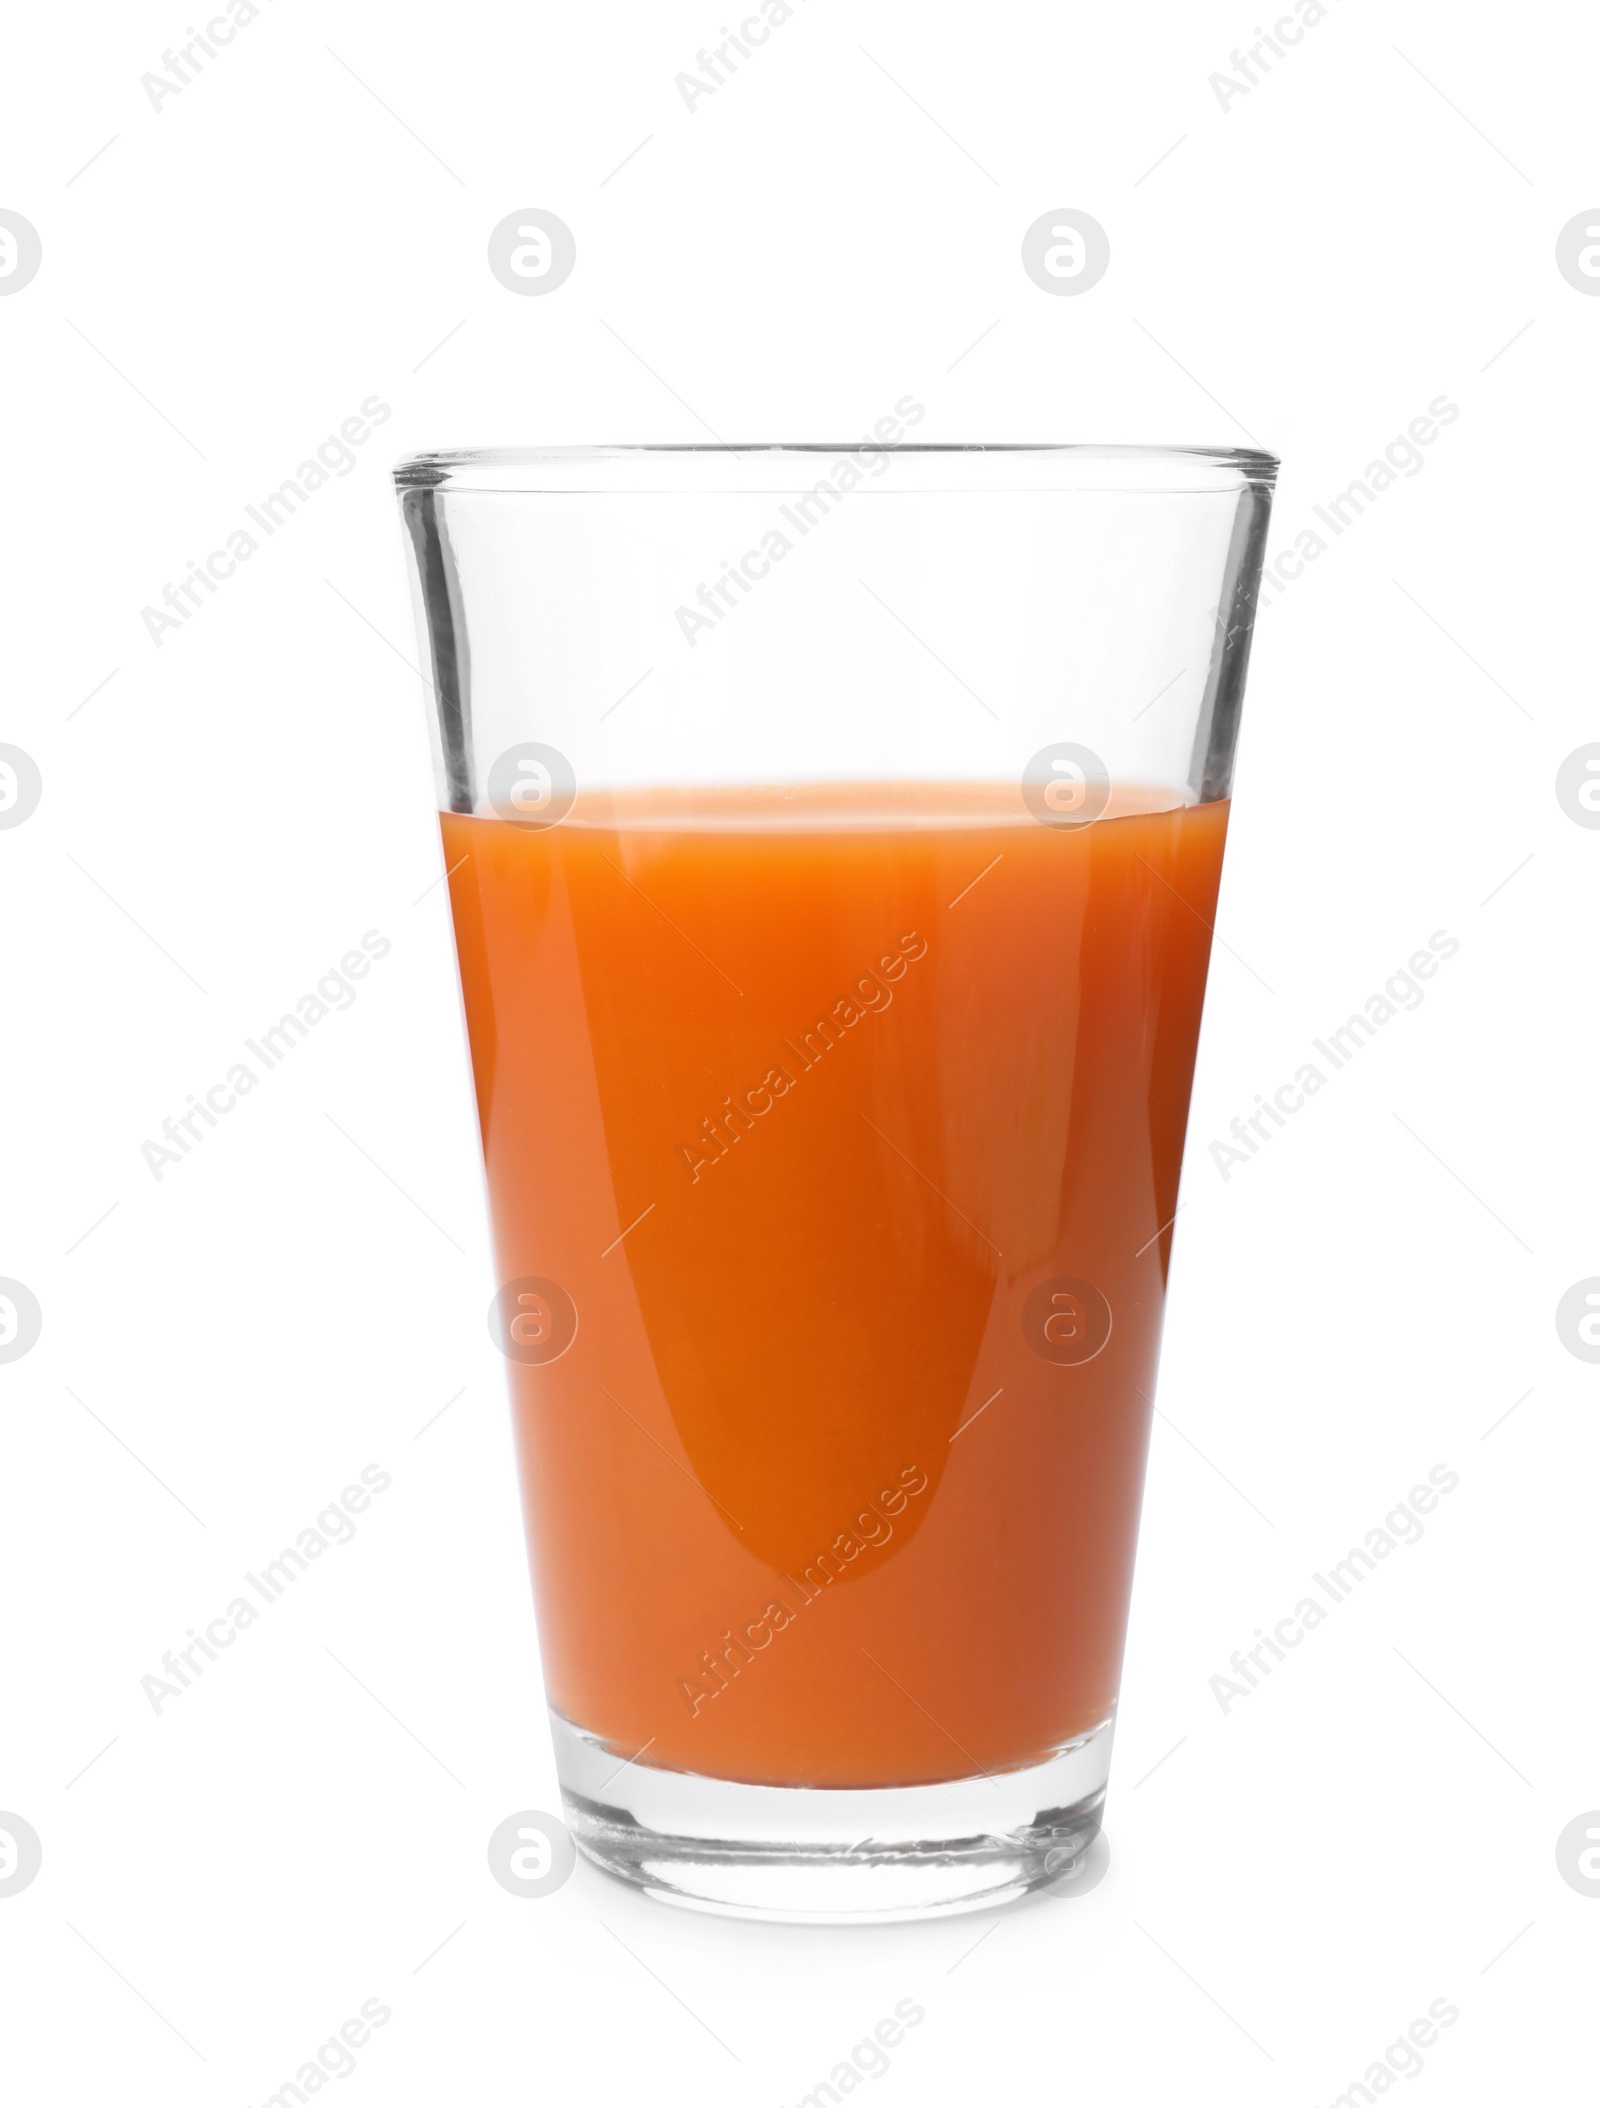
[3,0,1597,2100]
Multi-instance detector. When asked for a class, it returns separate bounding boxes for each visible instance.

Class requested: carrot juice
[442,784,1227,1790]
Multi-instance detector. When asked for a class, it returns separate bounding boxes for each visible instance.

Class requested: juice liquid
[442,785,1227,1788]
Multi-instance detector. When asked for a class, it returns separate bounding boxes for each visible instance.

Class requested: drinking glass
[393,440,1276,1921]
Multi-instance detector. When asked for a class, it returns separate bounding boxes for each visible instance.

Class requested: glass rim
[393,442,1279,496]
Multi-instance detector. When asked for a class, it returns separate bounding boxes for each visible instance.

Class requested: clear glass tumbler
[393,440,1276,1921]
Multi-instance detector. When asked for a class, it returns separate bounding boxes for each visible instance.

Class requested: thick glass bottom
[551,1708,1113,1923]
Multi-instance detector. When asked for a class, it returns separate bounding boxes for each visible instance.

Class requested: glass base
[551,1709,1112,1923]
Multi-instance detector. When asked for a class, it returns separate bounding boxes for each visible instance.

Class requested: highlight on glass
[394,440,1277,1921]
